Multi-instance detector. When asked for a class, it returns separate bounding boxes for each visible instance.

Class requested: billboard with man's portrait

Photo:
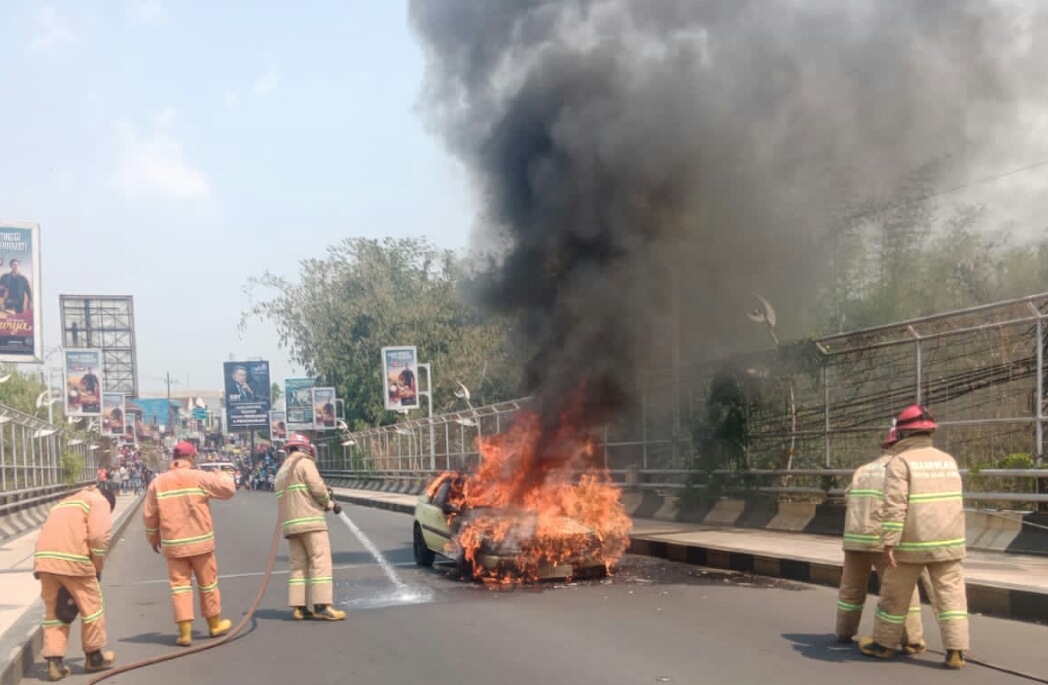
[285,377,315,431]
[223,361,271,429]
[269,410,287,441]
[382,346,418,411]
[102,392,125,437]
[65,349,103,416]
[0,222,42,362]
[122,412,137,445]
[312,387,337,430]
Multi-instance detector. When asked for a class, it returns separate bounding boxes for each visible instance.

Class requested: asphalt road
[32,491,1048,685]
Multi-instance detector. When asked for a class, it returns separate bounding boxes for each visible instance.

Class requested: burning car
[413,470,611,581]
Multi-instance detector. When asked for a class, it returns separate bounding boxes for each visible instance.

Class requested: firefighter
[274,433,346,621]
[860,405,968,669]
[143,440,237,647]
[836,426,926,651]
[33,485,117,680]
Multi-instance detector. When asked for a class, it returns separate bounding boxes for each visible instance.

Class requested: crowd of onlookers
[96,442,285,494]
[96,446,154,495]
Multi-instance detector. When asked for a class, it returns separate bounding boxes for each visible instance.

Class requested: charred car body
[413,471,608,581]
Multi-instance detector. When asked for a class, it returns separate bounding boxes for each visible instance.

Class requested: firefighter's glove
[151,540,162,554]
[332,501,342,515]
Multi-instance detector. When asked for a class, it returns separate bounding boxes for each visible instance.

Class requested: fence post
[915,338,923,404]
[823,363,831,468]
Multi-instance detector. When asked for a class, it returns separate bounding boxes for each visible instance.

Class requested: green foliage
[0,366,51,417]
[271,382,283,403]
[61,449,83,485]
[243,237,519,429]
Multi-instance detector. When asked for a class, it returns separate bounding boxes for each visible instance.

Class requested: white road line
[108,561,417,587]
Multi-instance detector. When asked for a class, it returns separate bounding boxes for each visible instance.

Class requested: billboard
[64,349,103,416]
[102,392,125,437]
[59,295,138,396]
[285,377,315,431]
[223,361,271,429]
[312,387,337,430]
[0,222,42,362]
[122,412,137,445]
[269,410,287,441]
[382,346,418,411]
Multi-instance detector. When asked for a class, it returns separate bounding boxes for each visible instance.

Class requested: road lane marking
[105,561,417,587]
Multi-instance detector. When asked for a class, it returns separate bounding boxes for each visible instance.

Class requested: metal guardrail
[319,466,1048,505]
[0,480,95,517]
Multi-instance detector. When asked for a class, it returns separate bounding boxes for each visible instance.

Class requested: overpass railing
[0,402,101,516]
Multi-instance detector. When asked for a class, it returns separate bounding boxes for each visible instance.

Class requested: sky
[0,1,474,394]
[4,1,1048,398]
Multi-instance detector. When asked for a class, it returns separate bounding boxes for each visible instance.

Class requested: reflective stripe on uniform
[881,522,904,531]
[199,581,218,593]
[171,585,193,594]
[896,538,966,551]
[837,601,863,612]
[156,487,209,500]
[876,608,906,625]
[90,548,106,556]
[53,500,91,513]
[843,533,879,544]
[34,551,91,563]
[282,516,325,528]
[310,576,332,584]
[144,527,159,534]
[288,578,307,585]
[43,619,65,627]
[848,489,883,500]
[161,531,215,547]
[938,610,968,621]
[908,492,963,503]
[82,607,104,624]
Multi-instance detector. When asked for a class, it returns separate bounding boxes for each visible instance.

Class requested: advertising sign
[269,410,287,441]
[223,360,271,429]
[0,222,42,362]
[122,412,137,445]
[102,393,125,437]
[381,346,418,411]
[312,387,337,430]
[64,349,102,416]
[285,377,315,431]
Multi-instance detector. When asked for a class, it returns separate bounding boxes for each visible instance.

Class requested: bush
[61,449,84,485]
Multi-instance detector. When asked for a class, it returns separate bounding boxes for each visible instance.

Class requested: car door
[418,479,453,554]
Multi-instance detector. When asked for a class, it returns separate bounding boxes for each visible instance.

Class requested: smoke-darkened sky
[410,0,1041,429]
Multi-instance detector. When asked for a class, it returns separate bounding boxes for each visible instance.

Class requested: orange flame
[444,409,632,582]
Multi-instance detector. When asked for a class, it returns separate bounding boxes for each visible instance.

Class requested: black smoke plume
[409,1,1022,439]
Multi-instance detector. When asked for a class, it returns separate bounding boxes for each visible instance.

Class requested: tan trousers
[287,531,333,606]
[874,559,968,651]
[167,552,221,623]
[40,573,107,657]
[836,551,925,643]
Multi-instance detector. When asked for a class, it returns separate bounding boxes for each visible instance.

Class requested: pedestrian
[860,405,968,669]
[33,485,118,680]
[274,433,346,621]
[836,425,927,651]
[143,440,237,647]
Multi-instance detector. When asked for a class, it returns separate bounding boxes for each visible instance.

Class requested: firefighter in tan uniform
[836,426,927,650]
[275,434,346,621]
[143,441,237,646]
[33,485,117,680]
[860,405,969,669]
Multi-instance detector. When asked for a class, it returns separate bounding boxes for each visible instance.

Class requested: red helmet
[895,404,938,432]
[285,433,315,457]
[172,441,197,459]
[880,426,899,449]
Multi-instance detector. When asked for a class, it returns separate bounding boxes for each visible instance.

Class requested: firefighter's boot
[46,657,71,681]
[313,604,346,621]
[292,606,313,620]
[176,620,193,646]
[83,650,116,673]
[858,637,893,659]
[207,615,232,637]
[944,650,966,669]
[902,640,927,655]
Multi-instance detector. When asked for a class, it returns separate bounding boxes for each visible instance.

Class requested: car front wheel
[413,523,435,567]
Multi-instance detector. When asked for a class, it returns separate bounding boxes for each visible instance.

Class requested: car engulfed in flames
[412,411,632,583]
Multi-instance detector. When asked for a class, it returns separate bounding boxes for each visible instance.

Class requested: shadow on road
[782,633,865,663]
[120,631,178,646]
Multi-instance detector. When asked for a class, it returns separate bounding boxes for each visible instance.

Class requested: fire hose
[86,456,308,684]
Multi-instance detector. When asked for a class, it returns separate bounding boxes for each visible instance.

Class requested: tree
[242,237,519,429]
[271,382,283,404]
